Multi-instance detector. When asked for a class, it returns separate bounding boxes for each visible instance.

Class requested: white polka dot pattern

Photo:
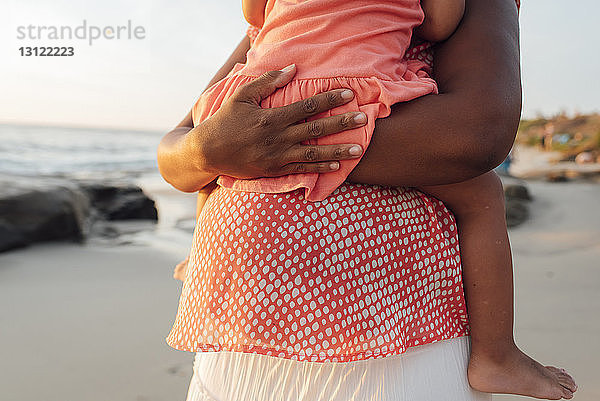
[166,182,469,363]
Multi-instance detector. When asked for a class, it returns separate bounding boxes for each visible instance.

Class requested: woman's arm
[347,0,521,187]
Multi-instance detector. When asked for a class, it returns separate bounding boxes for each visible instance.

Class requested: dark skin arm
[348,0,521,186]
[157,0,520,192]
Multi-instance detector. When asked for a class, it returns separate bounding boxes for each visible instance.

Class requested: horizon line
[0,119,165,134]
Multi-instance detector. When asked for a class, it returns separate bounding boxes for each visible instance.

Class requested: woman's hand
[158,64,367,193]
[200,65,367,179]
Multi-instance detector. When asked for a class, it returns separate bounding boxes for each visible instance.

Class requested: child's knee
[476,171,505,199]
[455,171,505,216]
[424,171,505,217]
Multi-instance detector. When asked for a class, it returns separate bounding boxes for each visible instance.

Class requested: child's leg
[420,171,576,399]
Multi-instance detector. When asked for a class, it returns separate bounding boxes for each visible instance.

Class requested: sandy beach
[1,174,598,401]
[0,174,198,401]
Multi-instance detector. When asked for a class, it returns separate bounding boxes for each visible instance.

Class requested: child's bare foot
[173,256,189,281]
[468,346,577,399]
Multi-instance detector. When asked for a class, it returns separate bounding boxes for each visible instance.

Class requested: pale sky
[1,0,598,131]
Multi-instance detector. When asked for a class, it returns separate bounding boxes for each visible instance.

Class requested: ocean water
[0,124,163,177]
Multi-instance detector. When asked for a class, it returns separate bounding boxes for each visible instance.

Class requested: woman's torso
[166,182,469,362]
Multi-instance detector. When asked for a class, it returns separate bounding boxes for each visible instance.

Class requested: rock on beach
[0,175,157,253]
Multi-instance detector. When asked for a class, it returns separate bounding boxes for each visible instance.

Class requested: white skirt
[184,336,490,401]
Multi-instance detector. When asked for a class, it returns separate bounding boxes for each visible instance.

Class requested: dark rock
[0,175,157,253]
[0,221,28,252]
[77,181,157,221]
[505,198,530,228]
[0,176,90,252]
[503,184,532,201]
[500,176,532,228]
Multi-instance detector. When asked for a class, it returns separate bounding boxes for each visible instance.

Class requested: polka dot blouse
[166,183,470,362]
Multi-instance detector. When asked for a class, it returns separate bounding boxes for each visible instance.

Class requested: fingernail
[349,145,362,155]
[329,162,339,170]
[280,64,295,73]
[340,90,354,100]
[354,113,366,124]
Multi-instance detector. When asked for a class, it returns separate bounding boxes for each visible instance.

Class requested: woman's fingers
[279,88,356,122]
[231,64,297,105]
[259,142,364,177]
[289,112,367,142]
[266,161,342,177]
[289,143,363,162]
[208,67,364,180]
